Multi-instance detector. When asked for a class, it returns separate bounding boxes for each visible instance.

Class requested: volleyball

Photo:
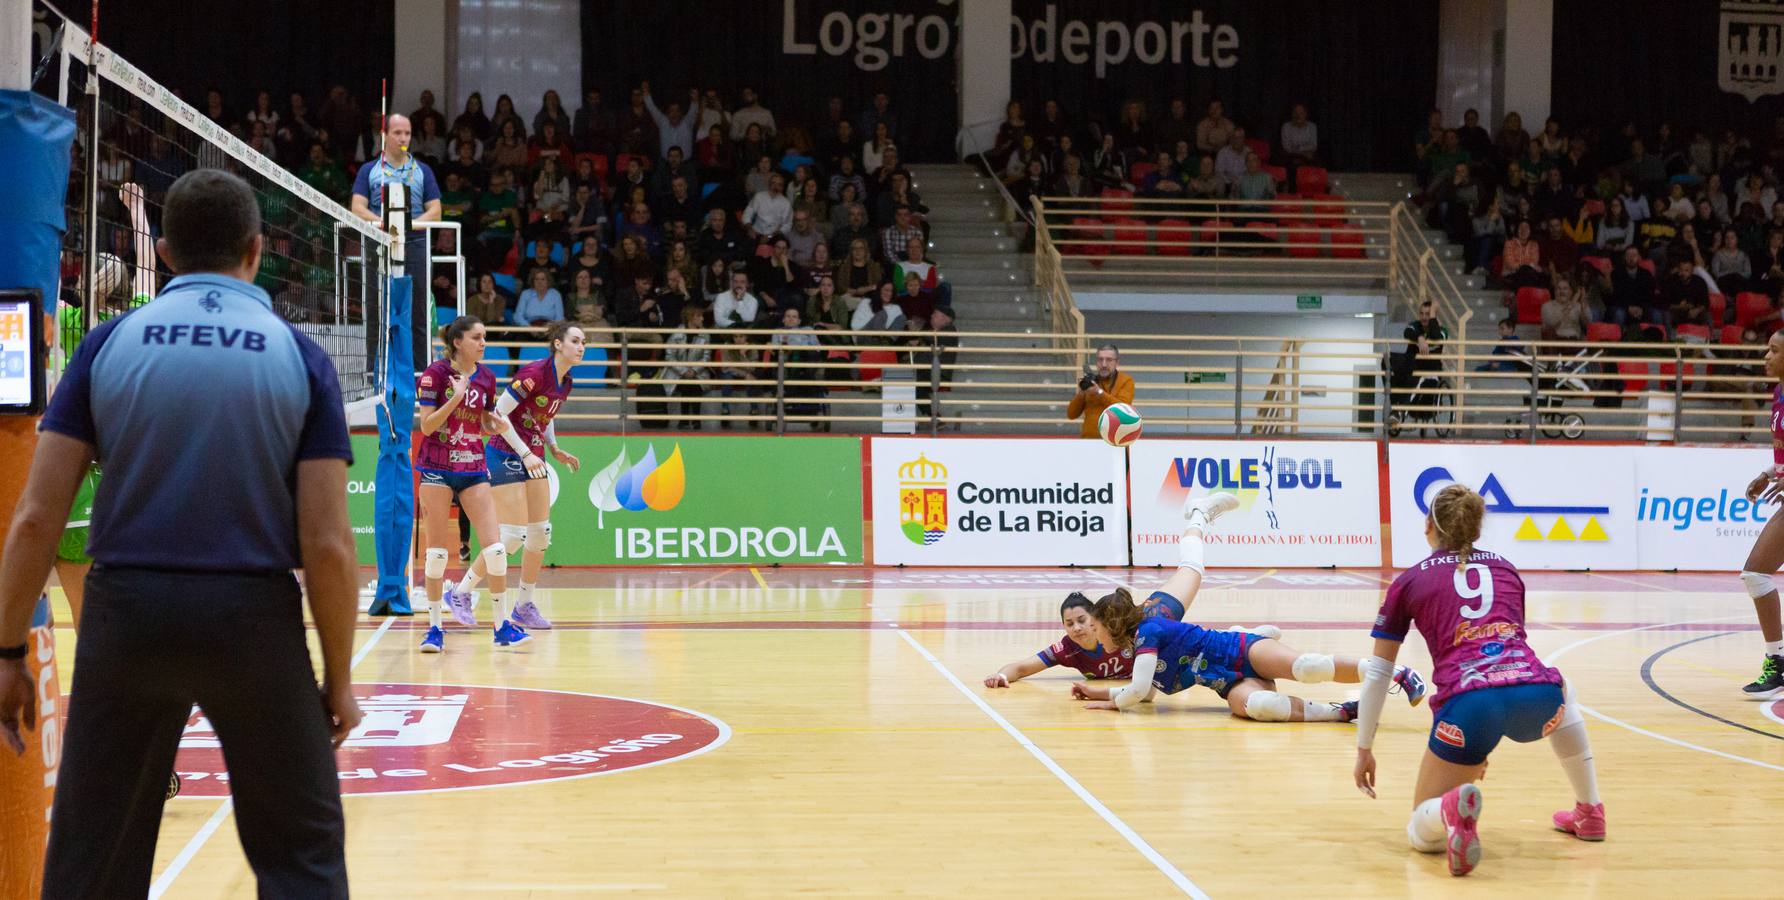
[1098,403,1143,447]
[89,252,128,298]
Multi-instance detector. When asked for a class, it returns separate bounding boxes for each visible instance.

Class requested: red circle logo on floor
[172,683,729,797]
[1764,699,1784,730]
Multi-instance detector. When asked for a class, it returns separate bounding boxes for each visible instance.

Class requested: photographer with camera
[1066,344,1135,438]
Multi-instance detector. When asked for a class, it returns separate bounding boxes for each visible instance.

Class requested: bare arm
[295,458,363,745]
[1351,636,1404,798]
[985,655,1048,688]
[349,192,378,223]
[415,198,443,223]
[418,371,468,434]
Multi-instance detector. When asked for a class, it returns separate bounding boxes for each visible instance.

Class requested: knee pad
[500,523,527,555]
[527,520,551,552]
[481,543,508,577]
[1742,570,1776,599]
[1243,690,1294,722]
[1406,815,1444,853]
[1357,654,1394,684]
[423,548,448,580]
[1558,678,1585,731]
[1291,652,1336,684]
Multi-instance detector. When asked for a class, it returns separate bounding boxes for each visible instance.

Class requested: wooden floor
[45,566,1784,897]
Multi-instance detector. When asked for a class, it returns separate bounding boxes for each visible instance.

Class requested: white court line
[891,626,1210,898]
[1545,613,1784,774]
[148,614,396,899]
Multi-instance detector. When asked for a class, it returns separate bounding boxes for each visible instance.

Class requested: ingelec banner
[1129,440,1382,567]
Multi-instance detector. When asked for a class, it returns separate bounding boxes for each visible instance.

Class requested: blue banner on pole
[371,274,415,616]
[0,91,76,315]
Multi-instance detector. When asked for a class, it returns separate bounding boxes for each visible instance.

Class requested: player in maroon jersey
[1736,330,1784,698]
[448,322,586,630]
[1352,484,1604,877]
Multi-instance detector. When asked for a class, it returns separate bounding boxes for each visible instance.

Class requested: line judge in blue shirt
[352,112,443,369]
[0,169,363,897]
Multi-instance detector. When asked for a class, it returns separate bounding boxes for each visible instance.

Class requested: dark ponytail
[440,315,482,360]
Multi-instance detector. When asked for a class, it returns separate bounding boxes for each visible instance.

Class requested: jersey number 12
[1454,564,1494,620]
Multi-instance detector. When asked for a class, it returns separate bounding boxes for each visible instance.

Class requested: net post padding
[370,273,415,616]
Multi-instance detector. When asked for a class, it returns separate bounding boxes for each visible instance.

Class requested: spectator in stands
[617,202,663,258]
[808,274,851,335]
[859,91,899,147]
[1280,103,1319,191]
[1214,127,1250,188]
[1467,197,1506,275]
[1397,300,1448,406]
[660,306,713,431]
[1234,153,1278,203]
[1003,133,1051,186]
[819,120,858,173]
[1610,245,1659,325]
[1515,139,1551,185]
[516,268,565,326]
[662,264,699,316]
[566,184,606,247]
[485,118,528,173]
[1618,181,1650,223]
[1067,345,1136,439]
[1424,130,1468,192]
[1155,98,1193,159]
[872,144,906,196]
[1196,99,1235,155]
[916,304,960,427]
[852,280,907,335]
[800,241,836,296]
[650,174,698,234]
[1539,217,1581,275]
[827,155,868,204]
[830,200,873,258]
[1662,254,1710,327]
[1112,100,1151,162]
[530,120,573,167]
[1034,99,1073,154]
[474,168,520,265]
[785,209,824,267]
[1413,109,1445,186]
[574,88,615,155]
[439,171,477,232]
[1051,153,1097,199]
[1429,161,1480,243]
[528,157,572,240]
[1738,173,1778,214]
[1185,155,1226,201]
[1663,183,1697,225]
[567,236,609,295]
[881,205,924,266]
[319,85,361,161]
[894,240,950,314]
[729,87,777,142]
[1623,139,1666,196]
[838,237,883,302]
[453,92,491,142]
[695,123,737,184]
[1140,151,1186,199]
[794,179,831,237]
[533,89,571,138]
[610,234,654,285]
[1713,227,1753,294]
[1754,229,1784,296]
[1638,200,1679,260]
[619,88,658,156]
[1531,167,1575,222]
[1541,273,1591,343]
[1593,197,1631,255]
[695,207,746,264]
[1456,108,1492,162]
[490,94,525,139]
[639,82,697,159]
[1494,112,1529,167]
[567,269,607,327]
[519,239,562,290]
[1474,317,1526,373]
[613,271,664,328]
[753,235,804,321]
[1089,132,1128,189]
[443,132,486,188]
[410,115,447,167]
[1502,219,1544,288]
[467,272,509,326]
[299,143,349,203]
[990,101,1026,171]
[743,172,793,242]
[713,270,761,327]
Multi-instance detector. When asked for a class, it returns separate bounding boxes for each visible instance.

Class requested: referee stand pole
[0,0,76,891]
[371,183,417,615]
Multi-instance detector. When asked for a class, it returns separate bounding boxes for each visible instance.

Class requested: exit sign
[1296,294,1322,310]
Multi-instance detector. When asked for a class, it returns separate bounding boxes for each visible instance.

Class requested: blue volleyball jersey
[1133,617,1251,697]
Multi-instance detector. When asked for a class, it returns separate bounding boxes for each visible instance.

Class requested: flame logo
[590,444,685,523]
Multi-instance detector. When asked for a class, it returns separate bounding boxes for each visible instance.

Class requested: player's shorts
[487,448,538,488]
[1142,590,1184,620]
[418,467,490,494]
[1205,630,1267,698]
[1427,682,1567,766]
[57,468,101,565]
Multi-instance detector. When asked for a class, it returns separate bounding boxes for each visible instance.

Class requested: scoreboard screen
[0,290,45,416]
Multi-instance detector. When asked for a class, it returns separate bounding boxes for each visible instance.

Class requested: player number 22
[1453,564,1494,620]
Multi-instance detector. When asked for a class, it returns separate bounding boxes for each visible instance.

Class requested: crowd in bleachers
[1415,108,1784,347]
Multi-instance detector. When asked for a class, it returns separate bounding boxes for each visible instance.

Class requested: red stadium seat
[1581,256,1611,277]
[1155,218,1193,256]
[857,349,896,382]
[1128,161,1157,183]
[1674,323,1711,342]
[1296,167,1330,195]
[1709,292,1726,325]
[1637,258,1656,276]
[1586,322,1622,342]
[1262,164,1288,186]
[1490,254,1504,277]
[1583,199,1606,218]
[1736,292,1773,329]
[575,152,609,186]
[1515,287,1550,325]
[1245,221,1279,253]
[1618,360,1649,393]
[1328,224,1364,258]
[1284,223,1322,258]
[1064,217,1108,258]
[1722,324,1748,345]
[1111,217,1150,256]
[614,153,651,174]
[1244,138,1271,162]
[1099,187,1134,212]
[1310,193,1346,226]
[1196,219,1235,251]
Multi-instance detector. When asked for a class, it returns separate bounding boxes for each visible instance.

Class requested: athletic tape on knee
[1356,654,1394,683]
[1243,690,1293,722]
[1177,530,1205,574]
[1742,570,1776,599]
[528,520,551,551]
[1291,652,1336,683]
[424,548,449,580]
[1407,807,1446,853]
[500,523,527,554]
[482,543,508,577]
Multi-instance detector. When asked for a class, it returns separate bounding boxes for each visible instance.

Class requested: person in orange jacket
[1067,344,1136,438]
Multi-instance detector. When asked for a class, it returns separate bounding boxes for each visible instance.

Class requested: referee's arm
[296,457,361,743]
[0,432,93,751]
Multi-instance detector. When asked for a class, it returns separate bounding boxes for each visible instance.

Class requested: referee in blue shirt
[351,113,442,370]
[0,169,363,897]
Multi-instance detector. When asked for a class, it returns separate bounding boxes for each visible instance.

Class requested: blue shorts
[1142,590,1184,620]
[1428,682,1567,766]
[418,467,489,494]
[487,449,537,487]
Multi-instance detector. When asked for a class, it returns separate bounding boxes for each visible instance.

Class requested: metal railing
[445,325,1772,443]
[1031,195,1088,363]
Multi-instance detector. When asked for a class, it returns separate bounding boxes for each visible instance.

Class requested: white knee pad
[527,520,551,552]
[1291,653,1336,683]
[1357,654,1394,684]
[1558,677,1585,730]
[1742,570,1776,599]
[423,548,448,580]
[499,523,527,555]
[1243,690,1294,722]
[1406,814,1444,853]
[481,543,508,577]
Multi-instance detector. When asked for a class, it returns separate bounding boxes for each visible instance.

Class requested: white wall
[1083,311,1381,436]
[956,0,1011,159]
[455,0,582,127]
[394,0,450,116]
[1501,0,1553,129]
[1436,0,1500,125]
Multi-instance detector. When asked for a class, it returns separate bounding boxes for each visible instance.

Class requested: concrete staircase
[1331,172,1508,334]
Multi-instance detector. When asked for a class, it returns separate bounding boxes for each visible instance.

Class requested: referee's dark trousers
[43,567,347,899]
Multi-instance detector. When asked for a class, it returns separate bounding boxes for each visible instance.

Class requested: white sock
[427,597,442,629]
[1178,528,1206,572]
[1300,699,1344,722]
[1550,722,1602,805]
[458,568,482,595]
[1766,639,1784,657]
[490,589,509,626]
[1407,797,1447,852]
[518,582,537,608]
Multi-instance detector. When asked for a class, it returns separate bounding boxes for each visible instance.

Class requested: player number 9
[1453,564,1494,620]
